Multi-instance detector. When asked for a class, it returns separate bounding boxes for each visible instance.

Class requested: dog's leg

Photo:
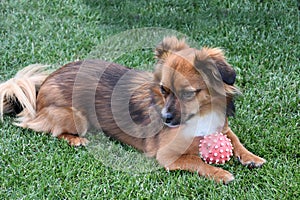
[20,106,89,146]
[161,154,235,184]
[223,120,266,168]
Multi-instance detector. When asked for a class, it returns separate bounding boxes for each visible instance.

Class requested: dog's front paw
[237,151,266,168]
[212,169,235,184]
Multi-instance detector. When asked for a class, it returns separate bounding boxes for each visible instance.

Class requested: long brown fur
[0,37,266,184]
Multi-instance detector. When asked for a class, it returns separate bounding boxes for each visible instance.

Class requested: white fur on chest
[182,112,225,138]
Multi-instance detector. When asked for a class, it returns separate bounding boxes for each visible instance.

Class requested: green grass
[0,0,299,199]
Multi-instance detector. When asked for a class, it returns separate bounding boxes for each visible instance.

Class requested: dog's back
[1,59,163,149]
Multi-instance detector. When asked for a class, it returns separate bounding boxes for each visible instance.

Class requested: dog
[0,37,266,184]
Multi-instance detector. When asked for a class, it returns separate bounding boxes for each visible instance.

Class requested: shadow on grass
[83,0,291,32]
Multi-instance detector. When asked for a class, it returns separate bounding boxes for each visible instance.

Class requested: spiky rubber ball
[199,132,233,164]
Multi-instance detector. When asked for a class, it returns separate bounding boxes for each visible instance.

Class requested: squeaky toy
[199,132,233,164]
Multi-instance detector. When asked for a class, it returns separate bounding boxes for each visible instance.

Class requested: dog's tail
[0,64,50,123]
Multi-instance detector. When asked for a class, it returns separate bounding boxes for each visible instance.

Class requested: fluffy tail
[0,64,50,122]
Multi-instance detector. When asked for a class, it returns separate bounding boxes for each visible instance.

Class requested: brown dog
[0,37,266,184]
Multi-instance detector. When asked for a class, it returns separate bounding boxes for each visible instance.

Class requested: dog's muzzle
[161,110,180,128]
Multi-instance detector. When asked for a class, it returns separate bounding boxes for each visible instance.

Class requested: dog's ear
[194,50,240,117]
[155,36,189,60]
[203,47,236,85]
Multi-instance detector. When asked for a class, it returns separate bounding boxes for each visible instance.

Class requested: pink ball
[199,132,233,164]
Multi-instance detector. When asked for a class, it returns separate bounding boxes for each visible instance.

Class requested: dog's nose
[162,112,174,123]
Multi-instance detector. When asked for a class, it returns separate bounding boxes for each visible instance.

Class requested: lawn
[0,0,299,199]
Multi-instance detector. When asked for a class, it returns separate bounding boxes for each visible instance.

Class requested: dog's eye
[181,91,195,100]
[160,85,167,95]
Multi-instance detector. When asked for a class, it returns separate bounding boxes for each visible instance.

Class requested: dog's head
[153,37,239,129]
